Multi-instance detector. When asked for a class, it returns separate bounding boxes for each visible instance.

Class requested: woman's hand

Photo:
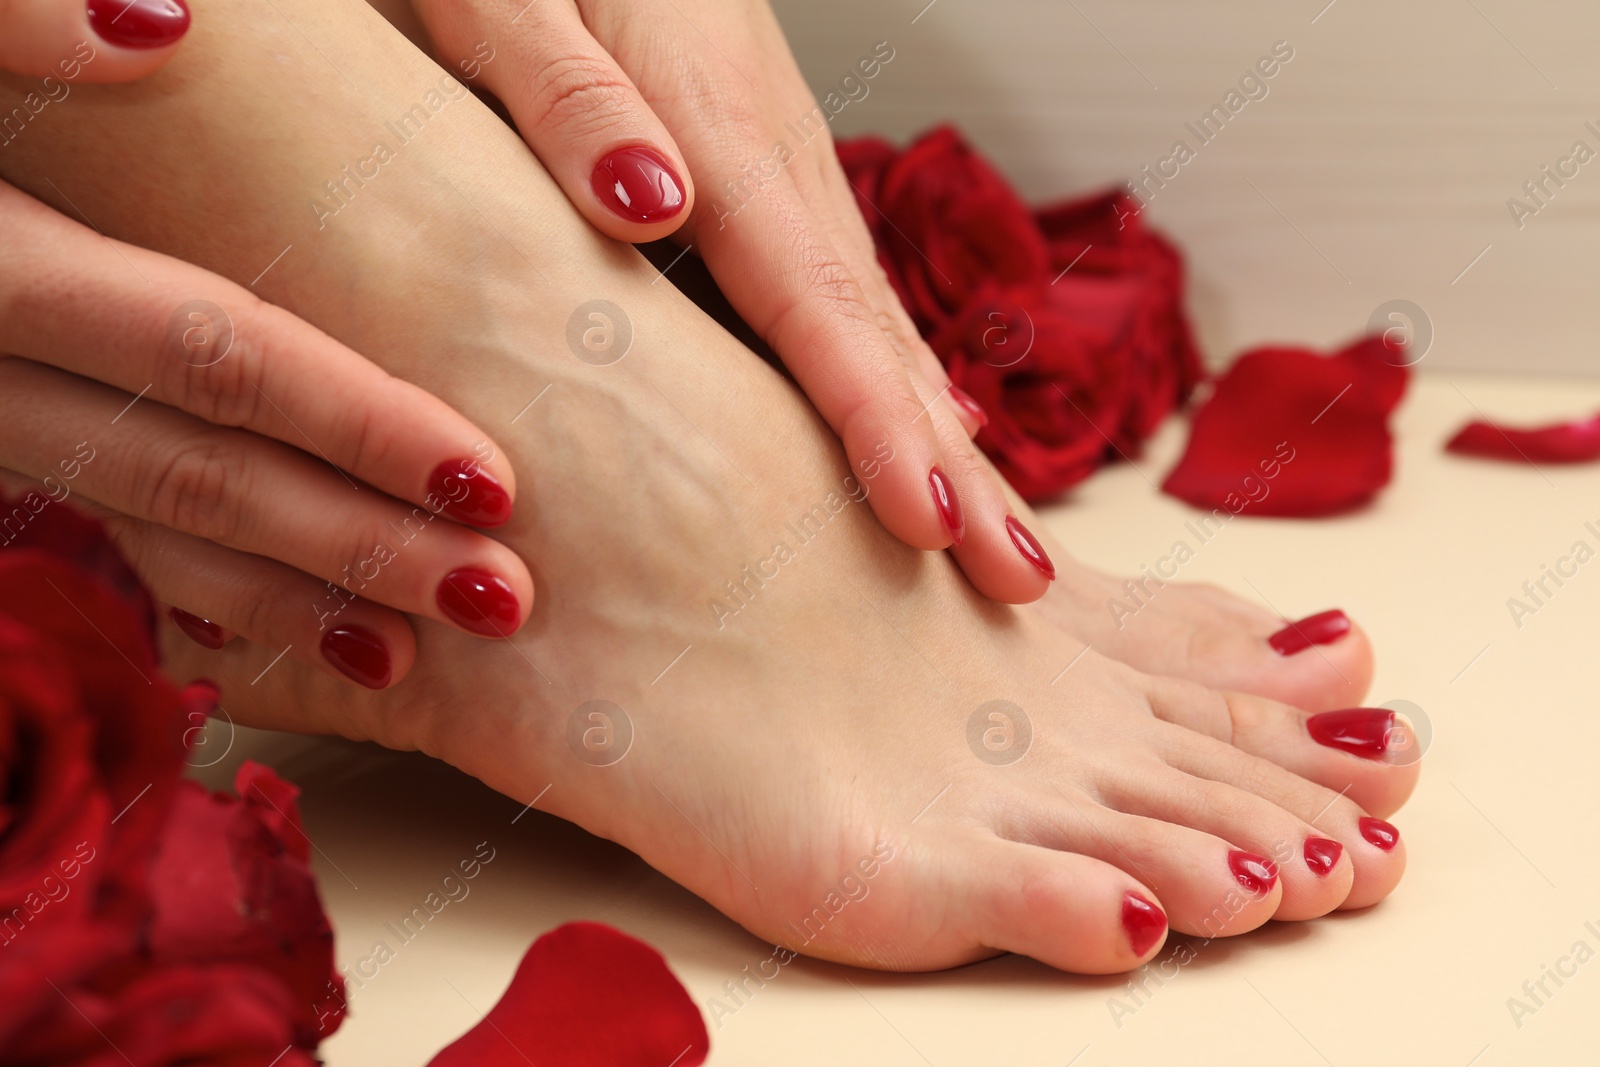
[0,182,534,689]
[408,0,1055,603]
[0,0,191,81]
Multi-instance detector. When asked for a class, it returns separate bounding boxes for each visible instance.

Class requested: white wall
[774,0,1600,376]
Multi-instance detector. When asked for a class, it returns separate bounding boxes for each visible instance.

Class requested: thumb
[0,0,189,81]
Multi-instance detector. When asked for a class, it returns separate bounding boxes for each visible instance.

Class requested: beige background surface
[195,371,1600,1066]
[773,0,1600,377]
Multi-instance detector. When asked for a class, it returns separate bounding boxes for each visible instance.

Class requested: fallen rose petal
[1445,413,1600,463]
[1161,336,1409,517]
[428,922,708,1067]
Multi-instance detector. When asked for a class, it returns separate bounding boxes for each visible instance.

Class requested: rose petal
[428,922,708,1067]
[1445,413,1600,463]
[1162,336,1409,517]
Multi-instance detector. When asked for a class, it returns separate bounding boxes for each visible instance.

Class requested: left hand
[406,0,1059,603]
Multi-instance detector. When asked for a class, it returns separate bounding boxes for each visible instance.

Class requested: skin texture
[0,0,1415,974]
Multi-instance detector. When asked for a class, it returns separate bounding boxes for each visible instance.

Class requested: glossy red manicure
[321,626,392,689]
[591,146,686,224]
[1228,850,1279,896]
[928,467,965,546]
[1359,817,1399,851]
[948,386,990,429]
[87,0,190,49]
[1303,837,1344,877]
[437,567,522,637]
[1121,891,1167,955]
[428,459,513,527]
[169,607,226,650]
[1004,516,1055,580]
[1307,708,1396,758]
[1268,609,1351,655]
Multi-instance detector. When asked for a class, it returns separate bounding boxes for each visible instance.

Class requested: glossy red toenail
[437,567,522,637]
[928,467,965,546]
[1121,891,1167,955]
[1228,850,1279,895]
[428,458,513,527]
[320,626,392,689]
[948,385,990,428]
[1359,817,1399,851]
[1268,609,1351,655]
[1004,516,1056,580]
[170,607,226,650]
[1303,837,1344,876]
[1306,708,1396,758]
[590,146,686,224]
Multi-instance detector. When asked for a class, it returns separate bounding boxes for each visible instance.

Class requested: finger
[413,0,691,242]
[0,0,188,81]
[0,183,519,529]
[0,359,534,640]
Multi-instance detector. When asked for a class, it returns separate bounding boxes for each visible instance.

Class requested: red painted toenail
[428,458,513,527]
[1268,609,1351,655]
[437,567,523,637]
[1228,850,1279,896]
[1121,891,1167,956]
[1359,817,1400,851]
[169,607,226,650]
[1303,837,1344,876]
[1306,708,1396,758]
[928,467,965,546]
[1004,516,1056,580]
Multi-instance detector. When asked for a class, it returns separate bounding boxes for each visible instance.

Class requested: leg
[0,0,1415,972]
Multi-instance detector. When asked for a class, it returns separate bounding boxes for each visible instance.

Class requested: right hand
[0,181,535,690]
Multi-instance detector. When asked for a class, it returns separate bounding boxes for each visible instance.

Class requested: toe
[1143,720,1407,911]
[1008,785,1283,939]
[1181,611,1376,713]
[954,834,1169,974]
[1141,677,1421,818]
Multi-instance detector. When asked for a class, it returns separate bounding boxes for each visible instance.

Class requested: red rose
[840,125,1050,333]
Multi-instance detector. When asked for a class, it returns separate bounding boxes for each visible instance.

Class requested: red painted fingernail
[591,146,686,224]
[321,626,392,689]
[428,459,513,527]
[169,607,226,650]
[1121,891,1167,955]
[437,567,522,637]
[1004,516,1056,580]
[928,467,964,546]
[87,0,190,49]
[1268,609,1351,655]
[1359,817,1399,851]
[1228,850,1279,896]
[1303,837,1344,877]
[948,385,989,429]
[1307,708,1396,758]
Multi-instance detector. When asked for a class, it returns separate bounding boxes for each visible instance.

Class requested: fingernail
[1121,891,1166,956]
[948,385,989,429]
[591,146,686,224]
[1306,708,1396,759]
[1004,516,1056,580]
[321,626,392,689]
[428,458,513,527]
[169,607,226,650]
[928,467,964,546]
[1359,817,1399,852]
[87,0,190,49]
[1267,609,1351,655]
[1303,837,1344,877]
[1228,850,1279,896]
[437,567,521,637]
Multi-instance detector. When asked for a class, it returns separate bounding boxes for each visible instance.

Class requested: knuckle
[162,297,271,428]
[522,56,640,134]
[141,431,250,544]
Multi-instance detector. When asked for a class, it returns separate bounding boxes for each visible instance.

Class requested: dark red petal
[428,922,708,1067]
[1445,413,1600,463]
[1162,335,1409,517]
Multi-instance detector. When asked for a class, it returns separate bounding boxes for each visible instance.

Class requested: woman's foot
[0,0,1416,974]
